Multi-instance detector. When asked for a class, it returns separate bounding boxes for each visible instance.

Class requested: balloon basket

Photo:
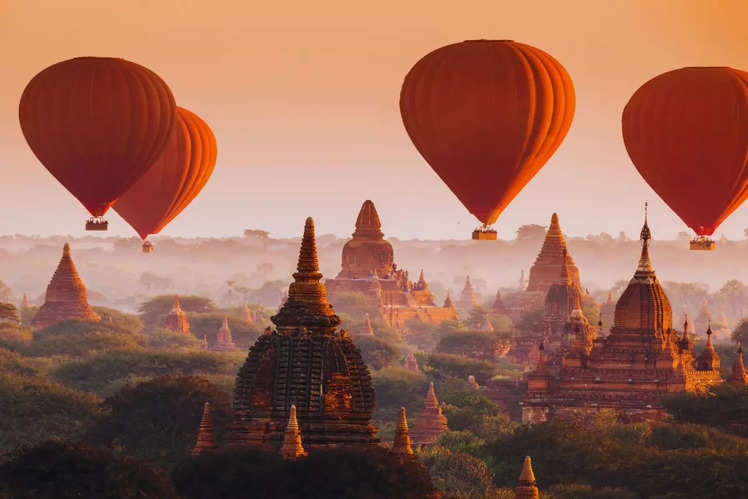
[85,217,108,231]
[689,237,715,251]
[472,226,497,240]
[142,241,154,253]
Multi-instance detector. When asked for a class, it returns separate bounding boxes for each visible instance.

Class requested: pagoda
[391,407,414,456]
[165,296,190,333]
[514,456,540,499]
[279,405,307,460]
[522,210,723,423]
[493,290,509,315]
[325,200,456,331]
[359,313,375,336]
[213,316,236,351]
[192,402,217,456]
[456,275,480,312]
[21,293,30,310]
[225,217,378,452]
[409,382,448,446]
[241,303,253,323]
[31,243,100,329]
[404,352,419,373]
[727,344,747,386]
[600,292,615,327]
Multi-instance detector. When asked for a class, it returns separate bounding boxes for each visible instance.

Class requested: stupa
[31,243,100,329]
[325,200,456,331]
[391,407,414,455]
[359,313,375,336]
[213,316,236,351]
[522,210,723,423]
[279,405,307,460]
[21,293,30,310]
[192,402,217,456]
[727,344,747,386]
[404,352,419,373]
[456,275,480,312]
[694,299,712,334]
[600,292,616,327]
[493,290,509,315]
[409,382,448,446]
[225,217,378,452]
[514,456,540,499]
[242,303,253,323]
[165,296,190,333]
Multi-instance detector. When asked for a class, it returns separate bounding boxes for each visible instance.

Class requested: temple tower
[165,296,190,333]
[443,292,455,310]
[457,276,480,312]
[695,326,720,372]
[391,407,414,455]
[242,303,253,323]
[728,344,747,386]
[404,352,419,373]
[526,213,581,294]
[514,456,540,499]
[31,243,100,329]
[280,405,307,460]
[493,290,509,315]
[192,402,217,456]
[226,217,378,452]
[360,313,375,336]
[337,200,394,279]
[409,382,448,445]
[214,316,236,351]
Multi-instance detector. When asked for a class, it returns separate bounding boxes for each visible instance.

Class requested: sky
[1,0,746,240]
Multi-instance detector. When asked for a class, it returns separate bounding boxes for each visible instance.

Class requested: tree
[139,272,173,292]
[419,446,500,498]
[0,303,19,323]
[515,224,547,243]
[27,319,143,358]
[417,352,500,385]
[354,336,399,370]
[0,280,12,303]
[188,313,261,349]
[436,331,511,361]
[0,440,176,499]
[732,319,748,344]
[145,328,203,350]
[86,376,232,471]
[91,306,143,334]
[137,295,216,328]
[466,305,489,329]
[662,385,748,437]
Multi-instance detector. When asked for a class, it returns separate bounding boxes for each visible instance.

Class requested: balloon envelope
[399,40,575,225]
[114,107,217,239]
[622,66,748,236]
[19,57,176,216]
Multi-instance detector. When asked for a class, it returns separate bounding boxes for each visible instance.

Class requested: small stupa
[456,275,480,311]
[514,456,540,499]
[192,402,217,456]
[21,293,30,310]
[242,303,253,323]
[31,243,100,329]
[404,352,420,373]
[165,296,190,333]
[695,325,720,372]
[480,316,494,332]
[409,382,448,446]
[280,405,307,460]
[214,316,236,351]
[728,344,747,386]
[391,407,413,455]
[360,313,375,336]
[443,291,455,310]
[493,290,509,315]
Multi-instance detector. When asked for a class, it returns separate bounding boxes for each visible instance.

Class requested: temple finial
[515,456,540,498]
[296,217,320,274]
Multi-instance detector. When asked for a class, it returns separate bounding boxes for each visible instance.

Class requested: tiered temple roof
[526,213,581,294]
[514,456,540,499]
[522,211,723,423]
[165,296,190,333]
[456,275,480,312]
[31,243,100,329]
[213,316,236,351]
[226,217,378,452]
[336,199,393,279]
[192,402,217,456]
[409,382,448,445]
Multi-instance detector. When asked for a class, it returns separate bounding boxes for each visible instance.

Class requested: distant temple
[404,352,419,373]
[31,243,100,329]
[728,344,747,386]
[213,316,236,351]
[192,402,217,456]
[325,200,456,332]
[493,290,509,315]
[165,296,190,333]
[241,303,253,323]
[409,382,448,446]
[514,456,540,499]
[456,275,480,312]
[522,213,723,423]
[600,291,616,327]
[225,217,378,452]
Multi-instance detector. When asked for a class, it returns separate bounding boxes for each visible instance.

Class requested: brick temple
[225,217,379,451]
[31,243,100,329]
[325,200,456,331]
[522,214,723,423]
[165,296,190,333]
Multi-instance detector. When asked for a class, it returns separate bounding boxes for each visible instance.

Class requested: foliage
[137,295,216,328]
[416,352,499,385]
[19,305,38,326]
[27,319,143,358]
[0,440,176,499]
[187,313,261,349]
[91,306,143,334]
[173,447,436,499]
[549,484,639,499]
[0,374,100,453]
[435,331,510,361]
[441,391,516,440]
[435,430,486,456]
[419,445,500,498]
[0,303,18,323]
[51,349,243,396]
[732,318,748,344]
[662,385,748,436]
[145,328,203,350]
[465,305,490,329]
[645,423,747,453]
[372,367,428,412]
[516,308,543,332]
[354,336,400,370]
[0,323,32,351]
[0,281,11,303]
[86,376,231,471]
[0,347,44,377]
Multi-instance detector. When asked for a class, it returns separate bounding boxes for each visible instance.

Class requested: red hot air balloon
[622,67,748,250]
[114,107,217,251]
[399,40,575,240]
[19,57,177,230]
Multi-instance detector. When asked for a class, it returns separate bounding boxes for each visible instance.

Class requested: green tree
[138,295,216,328]
[188,313,261,349]
[662,385,748,437]
[27,319,143,358]
[436,331,511,361]
[86,376,232,471]
[417,352,499,385]
[0,440,176,499]
[0,303,19,323]
[419,446,500,498]
[91,306,143,334]
[355,336,399,370]
[732,318,748,344]
[145,328,203,350]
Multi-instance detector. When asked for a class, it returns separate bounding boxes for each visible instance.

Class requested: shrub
[355,336,400,370]
[27,320,143,358]
[436,331,511,361]
[188,313,261,349]
[419,446,499,498]
[91,306,143,334]
[416,352,499,385]
[145,328,203,350]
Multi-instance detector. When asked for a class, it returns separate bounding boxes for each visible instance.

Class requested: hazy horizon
[2,1,747,240]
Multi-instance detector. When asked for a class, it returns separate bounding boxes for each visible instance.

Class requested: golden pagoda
[391,407,414,455]
[514,456,540,499]
[31,243,100,329]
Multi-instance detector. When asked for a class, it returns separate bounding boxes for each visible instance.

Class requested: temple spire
[683,313,690,341]
[418,269,426,285]
[636,203,654,275]
[391,407,414,455]
[280,404,307,460]
[425,381,438,409]
[514,456,540,499]
[728,344,747,386]
[295,217,320,276]
[353,200,383,239]
[443,291,454,309]
[363,313,374,336]
[192,402,217,455]
[559,249,570,284]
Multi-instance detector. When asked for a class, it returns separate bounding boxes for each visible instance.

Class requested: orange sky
[1,0,746,240]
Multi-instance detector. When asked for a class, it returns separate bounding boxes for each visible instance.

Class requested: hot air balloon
[19,57,177,230]
[399,40,575,240]
[622,66,748,250]
[113,107,217,252]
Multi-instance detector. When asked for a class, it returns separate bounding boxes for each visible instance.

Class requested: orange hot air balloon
[114,107,216,246]
[399,40,575,238]
[622,66,748,248]
[19,57,176,229]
